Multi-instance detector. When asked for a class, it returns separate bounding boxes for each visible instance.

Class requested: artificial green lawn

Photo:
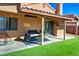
[1,37,79,56]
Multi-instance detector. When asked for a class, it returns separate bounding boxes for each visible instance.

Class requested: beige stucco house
[0,3,71,45]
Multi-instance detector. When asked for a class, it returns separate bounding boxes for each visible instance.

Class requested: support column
[41,17,45,45]
[76,22,78,37]
[64,20,66,40]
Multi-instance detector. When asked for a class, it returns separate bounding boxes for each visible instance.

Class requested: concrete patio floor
[0,33,76,55]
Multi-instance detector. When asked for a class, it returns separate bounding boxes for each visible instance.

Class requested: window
[0,16,18,30]
[0,17,7,30]
[8,18,18,30]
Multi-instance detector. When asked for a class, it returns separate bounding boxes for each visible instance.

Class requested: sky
[49,3,79,16]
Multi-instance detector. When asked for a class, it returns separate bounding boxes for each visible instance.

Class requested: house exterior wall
[57,29,64,36]
[13,16,42,40]
[0,3,20,13]
[0,3,65,41]
[0,12,64,40]
[18,16,42,36]
[17,16,63,39]
[0,13,42,40]
[57,23,64,37]
[54,19,64,36]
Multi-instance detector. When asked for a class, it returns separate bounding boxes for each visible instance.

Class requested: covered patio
[0,11,75,54]
[19,9,72,45]
[0,9,74,46]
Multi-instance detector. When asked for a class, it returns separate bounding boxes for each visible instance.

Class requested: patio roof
[0,10,20,18]
[21,7,72,20]
[0,9,72,21]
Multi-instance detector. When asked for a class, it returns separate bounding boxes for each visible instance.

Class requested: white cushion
[30,34,40,37]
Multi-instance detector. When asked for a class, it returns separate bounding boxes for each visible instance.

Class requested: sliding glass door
[45,21,54,35]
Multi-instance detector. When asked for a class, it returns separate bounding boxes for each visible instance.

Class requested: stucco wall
[18,16,42,36]
[0,6,17,12]
[56,20,64,37]
[0,3,20,13]
[0,12,19,40]
[0,12,64,40]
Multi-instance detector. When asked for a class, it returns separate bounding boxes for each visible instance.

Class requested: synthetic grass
[1,37,79,56]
